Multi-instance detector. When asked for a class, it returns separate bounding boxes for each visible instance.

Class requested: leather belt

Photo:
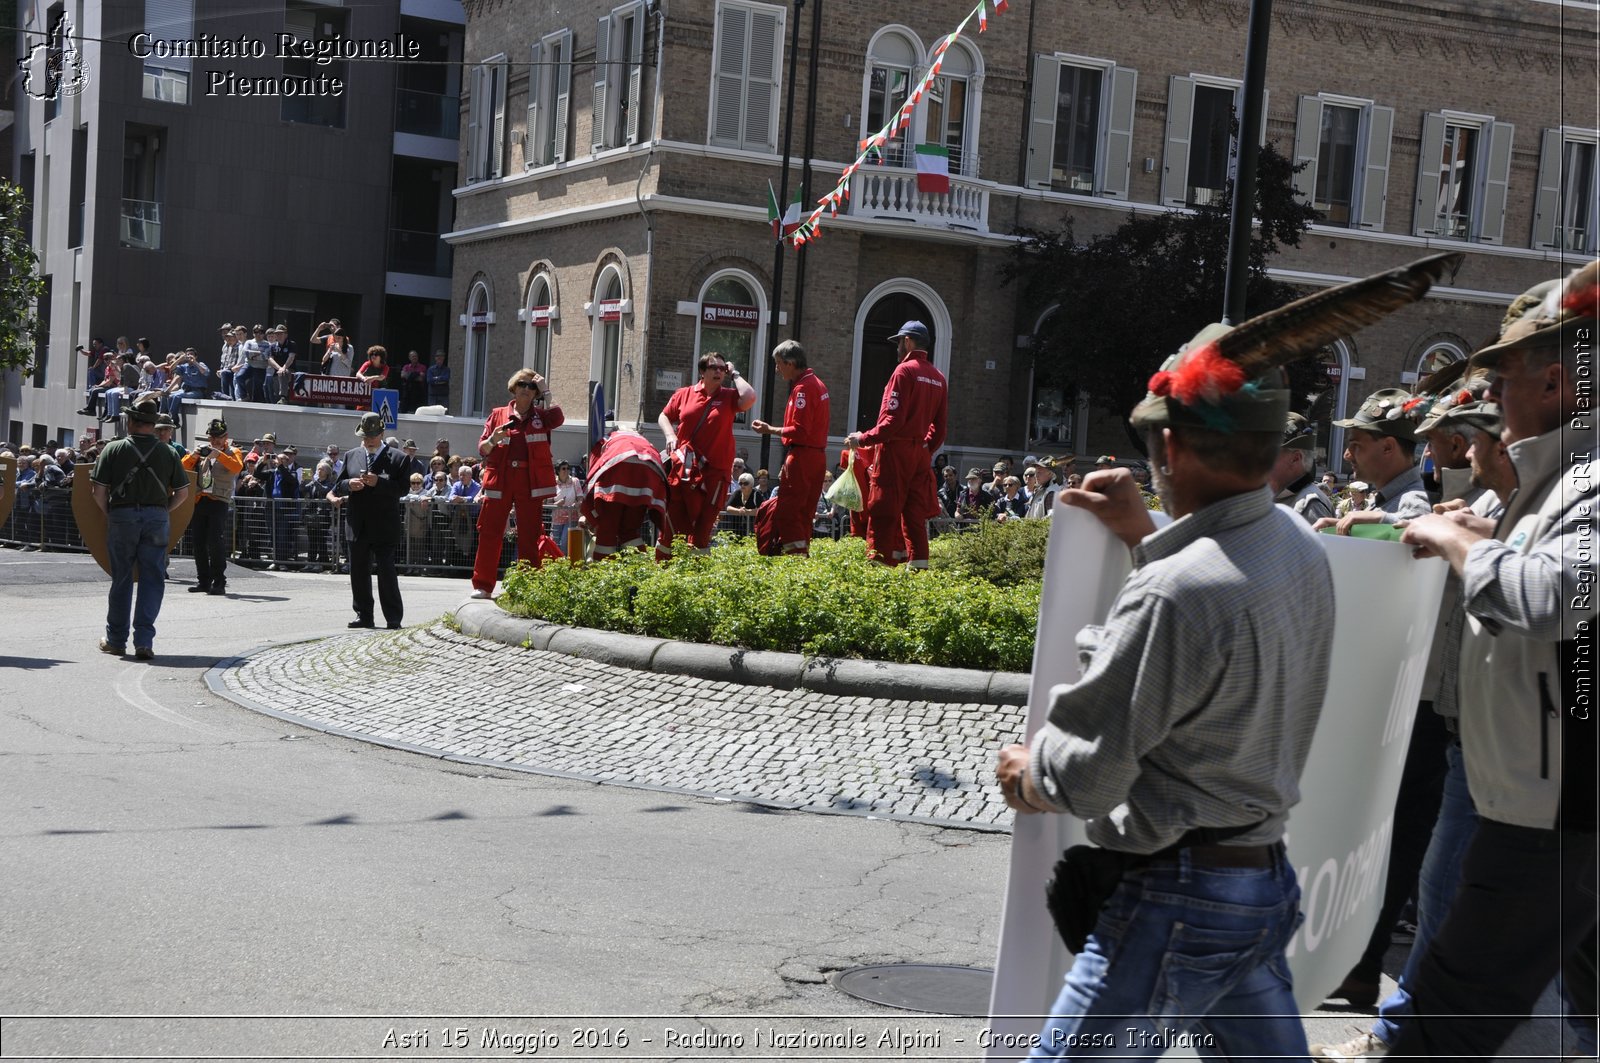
[1142,840,1282,869]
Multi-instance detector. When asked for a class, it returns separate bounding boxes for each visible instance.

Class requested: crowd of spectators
[73,323,453,424]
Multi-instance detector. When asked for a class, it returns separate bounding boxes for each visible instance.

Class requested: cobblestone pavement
[215,622,1023,831]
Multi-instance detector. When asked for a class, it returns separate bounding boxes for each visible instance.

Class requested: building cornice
[446,141,1592,272]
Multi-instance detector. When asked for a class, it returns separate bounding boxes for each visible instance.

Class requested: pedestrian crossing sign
[371,388,399,430]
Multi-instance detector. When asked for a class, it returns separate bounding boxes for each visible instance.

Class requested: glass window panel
[1562,140,1596,252]
[1314,104,1359,226]
[1052,65,1103,193]
[1187,85,1234,206]
[1435,123,1477,238]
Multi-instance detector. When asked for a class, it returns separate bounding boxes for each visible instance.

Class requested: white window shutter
[1358,105,1393,231]
[1101,66,1137,199]
[1478,120,1513,245]
[593,15,612,152]
[525,41,544,167]
[466,65,483,180]
[745,7,781,151]
[490,63,506,178]
[1161,75,1195,206]
[626,5,645,144]
[554,31,572,162]
[1025,55,1057,189]
[1413,112,1446,236]
[1531,128,1564,250]
[1292,94,1322,204]
[711,4,747,146]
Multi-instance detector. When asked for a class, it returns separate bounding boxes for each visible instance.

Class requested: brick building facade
[446,0,1597,470]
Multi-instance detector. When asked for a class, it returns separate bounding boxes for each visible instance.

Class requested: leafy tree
[0,181,45,375]
[1009,142,1322,452]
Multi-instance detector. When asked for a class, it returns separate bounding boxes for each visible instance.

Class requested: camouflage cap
[1416,369,1493,435]
[1472,261,1598,368]
[1441,399,1503,436]
[1333,388,1420,442]
[1129,324,1291,434]
[1281,412,1317,450]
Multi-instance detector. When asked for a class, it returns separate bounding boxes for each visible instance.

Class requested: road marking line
[115,667,233,737]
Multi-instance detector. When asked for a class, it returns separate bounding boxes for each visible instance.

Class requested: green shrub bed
[498,530,1043,672]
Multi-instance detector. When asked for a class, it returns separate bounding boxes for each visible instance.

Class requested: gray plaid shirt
[1028,487,1335,854]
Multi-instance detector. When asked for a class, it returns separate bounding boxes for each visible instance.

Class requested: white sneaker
[1310,1030,1389,1060]
[469,588,491,599]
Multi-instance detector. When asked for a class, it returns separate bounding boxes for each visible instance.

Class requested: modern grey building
[7,0,465,450]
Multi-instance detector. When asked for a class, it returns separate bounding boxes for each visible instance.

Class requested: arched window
[1412,340,1467,381]
[923,41,980,177]
[463,280,493,418]
[1309,339,1354,474]
[523,272,556,379]
[862,29,919,168]
[859,29,984,178]
[589,265,628,415]
[695,270,768,413]
[849,278,952,433]
[1027,307,1076,449]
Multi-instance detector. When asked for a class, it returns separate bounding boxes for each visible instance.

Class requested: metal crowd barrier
[0,490,974,568]
[0,489,543,576]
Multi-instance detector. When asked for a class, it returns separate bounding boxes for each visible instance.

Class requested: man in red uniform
[751,340,830,555]
[582,427,669,558]
[845,320,948,567]
[657,352,757,557]
[469,368,564,597]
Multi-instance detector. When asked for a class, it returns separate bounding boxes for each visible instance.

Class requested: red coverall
[856,350,947,567]
[764,368,831,555]
[471,401,565,592]
[659,383,740,555]
[582,430,668,556]
[839,445,874,539]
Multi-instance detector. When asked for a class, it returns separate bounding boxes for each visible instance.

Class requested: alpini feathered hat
[1129,252,1463,433]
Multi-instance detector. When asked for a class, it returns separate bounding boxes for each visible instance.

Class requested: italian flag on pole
[914,144,951,194]
[767,181,803,238]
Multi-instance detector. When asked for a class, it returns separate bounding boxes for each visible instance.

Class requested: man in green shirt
[91,393,190,660]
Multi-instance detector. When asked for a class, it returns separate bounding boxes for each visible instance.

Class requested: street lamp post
[1222,0,1273,325]
[760,0,806,474]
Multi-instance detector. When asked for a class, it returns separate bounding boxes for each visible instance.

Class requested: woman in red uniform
[656,352,756,557]
[469,368,564,597]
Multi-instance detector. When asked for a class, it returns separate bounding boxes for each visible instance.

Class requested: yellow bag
[825,450,864,511]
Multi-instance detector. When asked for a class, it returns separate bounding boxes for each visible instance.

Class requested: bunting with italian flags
[914,144,951,194]
[767,181,803,238]
[788,0,1008,247]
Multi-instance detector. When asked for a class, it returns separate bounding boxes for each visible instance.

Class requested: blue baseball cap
[888,320,930,345]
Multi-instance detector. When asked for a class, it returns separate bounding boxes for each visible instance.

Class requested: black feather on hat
[1132,252,1463,432]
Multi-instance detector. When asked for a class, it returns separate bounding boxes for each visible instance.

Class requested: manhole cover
[830,963,993,1015]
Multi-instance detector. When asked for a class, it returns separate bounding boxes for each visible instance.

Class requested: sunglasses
[706,365,729,373]
[513,381,539,390]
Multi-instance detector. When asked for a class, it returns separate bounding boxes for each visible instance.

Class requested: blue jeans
[238,366,267,403]
[1374,739,1598,1055]
[106,504,171,649]
[1372,737,1477,1043]
[1029,846,1308,1060]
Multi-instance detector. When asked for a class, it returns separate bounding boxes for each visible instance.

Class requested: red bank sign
[701,303,760,330]
[294,375,374,407]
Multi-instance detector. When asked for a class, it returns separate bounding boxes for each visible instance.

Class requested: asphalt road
[0,551,1569,1061]
[0,553,1007,1060]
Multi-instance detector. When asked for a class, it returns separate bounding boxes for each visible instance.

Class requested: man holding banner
[992,254,1460,1058]
[1391,261,1599,1061]
[996,328,1332,1058]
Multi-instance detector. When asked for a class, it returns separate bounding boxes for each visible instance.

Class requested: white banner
[985,505,1447,1058]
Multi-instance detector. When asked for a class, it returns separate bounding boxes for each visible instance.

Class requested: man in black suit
[332,412,407,629]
